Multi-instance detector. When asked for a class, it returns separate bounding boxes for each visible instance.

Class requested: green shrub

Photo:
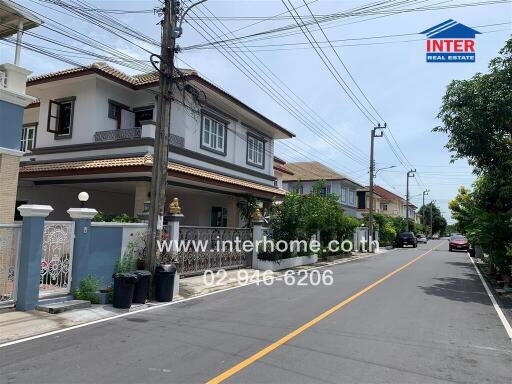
[74,275,101,304]
[92,212,139,223]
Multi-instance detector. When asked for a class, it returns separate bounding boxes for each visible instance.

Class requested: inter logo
[420,20,481,63]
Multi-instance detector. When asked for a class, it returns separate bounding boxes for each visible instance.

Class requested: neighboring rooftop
[282,161,361,186]
[373,185,405,203]
[26,62,295,139]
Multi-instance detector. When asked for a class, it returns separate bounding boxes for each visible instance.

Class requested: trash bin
[155,264,176,302]
[469,247,476,257]
[112,272,138,309]
[133,270,152,304]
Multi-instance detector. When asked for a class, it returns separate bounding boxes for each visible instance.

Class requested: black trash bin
[469,247,476,257]
[155,264,176,302]
[133,270,151,304]
[112,272,138,309]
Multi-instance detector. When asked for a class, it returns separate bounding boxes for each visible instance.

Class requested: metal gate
[0,224,21,307]
[172,226,252,276]
[39,221,75,297]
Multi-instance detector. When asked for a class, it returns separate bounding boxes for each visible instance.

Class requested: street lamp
[374,165,396,177]
[78,191,89,208]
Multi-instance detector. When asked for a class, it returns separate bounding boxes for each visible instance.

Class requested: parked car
[396,232,418,248]
[417,234,428,244]
[432,234,440,240]
[449,235,470,252]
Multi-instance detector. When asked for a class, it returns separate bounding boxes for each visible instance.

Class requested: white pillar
[14,17,23,66]
[252,219,264,268]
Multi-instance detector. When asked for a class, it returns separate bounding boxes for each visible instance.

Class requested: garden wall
[88,223,147,287]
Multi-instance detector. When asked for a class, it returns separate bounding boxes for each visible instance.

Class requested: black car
[396,232,418,248]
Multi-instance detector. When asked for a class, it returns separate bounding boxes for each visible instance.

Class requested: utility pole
[422,189,429,225]
[430,200,436,238]
[146,0,177,279]
[146,0,207,291]
[368,123,386,252]
[405,169,416,231]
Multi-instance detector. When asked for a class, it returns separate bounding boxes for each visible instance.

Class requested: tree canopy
[437,38,512,273]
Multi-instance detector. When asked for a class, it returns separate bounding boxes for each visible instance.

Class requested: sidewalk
[0,250,388,345]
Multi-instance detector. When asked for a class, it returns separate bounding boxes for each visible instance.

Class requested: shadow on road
[418,261,492,305]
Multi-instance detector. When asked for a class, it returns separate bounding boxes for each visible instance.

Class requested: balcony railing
[0,71,6,89]
[94,127,142,142]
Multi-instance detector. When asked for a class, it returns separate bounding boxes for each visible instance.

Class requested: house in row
[277,160,420,223]
[281,161,362,218]
[357,185,421,223]
[16,62,295,226]
[0,1,41,224]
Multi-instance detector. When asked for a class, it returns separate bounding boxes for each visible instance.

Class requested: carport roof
[0,0,42,38]
[19,155,287,196]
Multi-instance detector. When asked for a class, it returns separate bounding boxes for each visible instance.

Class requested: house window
[201,114,226,155]
[247,133,265,168]
[297,185,304,195]
[47,97,76,138]
[341,187,347,203]
[349,190,356,205]
[20,124,36,152]
[320,186,331,197]
[108,100,131,129]
[211,207,228,227]
[134,108,153,127]
[382,203,388,211]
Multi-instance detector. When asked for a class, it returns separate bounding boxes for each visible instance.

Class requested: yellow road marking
[206,242,445,384]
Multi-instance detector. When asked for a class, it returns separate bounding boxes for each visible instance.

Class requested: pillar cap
[252,219,265,225]
[67,208,98,220]
[17,204,53,218]
[168,213,184,222]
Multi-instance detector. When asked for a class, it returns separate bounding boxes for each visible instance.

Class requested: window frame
[108,99,131,130]
[320,185,331,197]
[200,110,228,156]
[47,96,76,139]
[246,132,265,169]
[20,123,37,152]
[133,105,154,127]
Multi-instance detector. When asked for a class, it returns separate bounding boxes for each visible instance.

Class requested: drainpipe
[14,17,23,65]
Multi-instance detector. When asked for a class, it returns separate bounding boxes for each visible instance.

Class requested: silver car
[417,234,428,244]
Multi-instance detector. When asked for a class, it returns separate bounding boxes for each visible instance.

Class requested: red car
[449,235,470,252]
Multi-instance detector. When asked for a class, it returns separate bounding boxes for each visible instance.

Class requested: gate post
[251,209,264,269]
[68,208,98,291]
[16,205,53,311]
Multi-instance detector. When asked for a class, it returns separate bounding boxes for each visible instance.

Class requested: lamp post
[406,169,416,231]
[422,189,430,225]
[368,123,386,253]
[78,192,89,208]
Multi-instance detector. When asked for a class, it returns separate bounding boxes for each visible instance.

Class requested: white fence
[0,224,21,306]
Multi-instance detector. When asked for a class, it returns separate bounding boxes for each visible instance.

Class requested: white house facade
[16,62,295,225]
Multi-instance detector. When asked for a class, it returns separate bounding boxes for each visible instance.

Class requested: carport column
[252,210,264,268]
[68,208,98,291]
[16,205,53,311]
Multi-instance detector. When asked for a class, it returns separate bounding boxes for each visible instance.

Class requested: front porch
[16,155,281,225]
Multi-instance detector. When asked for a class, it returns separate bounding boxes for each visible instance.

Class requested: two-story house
[372,185,420,222]
[356,187,383,219]
[16,62,295,225]
[281,161,362,217]
[273,156,294,190]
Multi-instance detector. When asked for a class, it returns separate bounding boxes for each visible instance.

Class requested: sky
[2,0,511,223]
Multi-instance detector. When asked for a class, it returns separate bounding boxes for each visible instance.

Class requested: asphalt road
[1,240,511,384]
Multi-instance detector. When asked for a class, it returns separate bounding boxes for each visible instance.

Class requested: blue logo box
[426,53,475,63]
